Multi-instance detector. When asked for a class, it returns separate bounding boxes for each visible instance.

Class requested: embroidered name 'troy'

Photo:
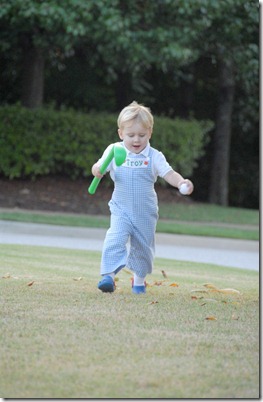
[123,158,149,168]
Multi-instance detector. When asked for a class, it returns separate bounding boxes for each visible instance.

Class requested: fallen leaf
[203,283,219,290]
[161,270,168,278]
[153,281,165,286]
[205,315,217,321]
[231,314,240,320]
[148,300,159,305]
[169,283,179,287]
[27,281,34,287]
[191,295,203,300]
[217,288,240,295]
[73,277,83,281]
[2,273,11,279]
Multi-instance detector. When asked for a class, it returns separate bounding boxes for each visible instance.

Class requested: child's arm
[91,143,116,178]
[164,170,194,194]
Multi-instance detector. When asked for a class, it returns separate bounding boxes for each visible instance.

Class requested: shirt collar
[122,142,150,157]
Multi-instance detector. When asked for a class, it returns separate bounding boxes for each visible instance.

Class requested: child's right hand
[92,163,104,178]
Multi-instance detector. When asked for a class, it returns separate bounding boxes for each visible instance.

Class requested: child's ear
[118,129,123,139]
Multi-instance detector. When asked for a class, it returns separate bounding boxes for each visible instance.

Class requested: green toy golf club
[88,143,126,195]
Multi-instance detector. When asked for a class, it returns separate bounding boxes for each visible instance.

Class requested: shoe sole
[98,283,114,292]
[98,276,115,293]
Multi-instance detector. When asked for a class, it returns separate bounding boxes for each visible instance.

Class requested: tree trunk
[209,57,235,206]
[179,64,195,118]
[21,47,45,109]
[115,71,131,110]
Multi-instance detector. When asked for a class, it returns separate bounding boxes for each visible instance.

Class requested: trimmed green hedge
[0,105,212,179]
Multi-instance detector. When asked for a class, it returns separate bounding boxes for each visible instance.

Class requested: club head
[114,144,126,166]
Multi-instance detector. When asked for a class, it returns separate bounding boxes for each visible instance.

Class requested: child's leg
[133,274,146,286]
[131,273,146,294]
[127,226,155,278]
[100,214,130,276]
[127,218,157,294]
[98,214,131,293]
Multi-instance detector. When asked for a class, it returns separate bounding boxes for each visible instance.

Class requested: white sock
[133,274,145,286]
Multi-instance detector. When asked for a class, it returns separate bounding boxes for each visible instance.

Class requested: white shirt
[98,142,173,182]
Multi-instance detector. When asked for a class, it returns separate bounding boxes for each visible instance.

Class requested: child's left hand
[92,163,104,178]
[179,179,194,195]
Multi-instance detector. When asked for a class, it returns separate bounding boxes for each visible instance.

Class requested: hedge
[0,105,212,180]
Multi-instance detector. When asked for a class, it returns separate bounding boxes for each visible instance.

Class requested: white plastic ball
[179,183,189,195]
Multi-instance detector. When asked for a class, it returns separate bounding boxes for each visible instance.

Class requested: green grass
[0,201,259,240]
[156,220,258,240]
[1,244,259,399]
[159,202,259,225]
[0,210,110,228]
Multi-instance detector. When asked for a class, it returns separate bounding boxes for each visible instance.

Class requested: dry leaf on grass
[203,283,218,289]
[73,277,83,281]
[148,300,159,305]
[191,295,204,300]
[205,315,217,321]
[2,273,11,279]
[27,281,35,287]
[153,281,165,286]
[192,284,240,296]
[217,288,240,295]
[169,283,179,287]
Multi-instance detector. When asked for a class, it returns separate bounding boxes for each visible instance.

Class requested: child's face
[118,120,152,154]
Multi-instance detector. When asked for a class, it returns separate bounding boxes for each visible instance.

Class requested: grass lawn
[0,201,259,240]
[1,244,259,398]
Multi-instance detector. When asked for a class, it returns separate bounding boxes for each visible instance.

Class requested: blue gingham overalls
[101,147,158,278]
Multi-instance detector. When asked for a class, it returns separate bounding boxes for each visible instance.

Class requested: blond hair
[117,101,154,130]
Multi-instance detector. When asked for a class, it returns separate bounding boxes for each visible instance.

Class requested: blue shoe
[131,278,146,294]
[132,285,146,294]
[98,275,115,293]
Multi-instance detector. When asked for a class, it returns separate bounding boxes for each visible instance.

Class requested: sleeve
[97,143,115,172]
[153,150,173,179]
